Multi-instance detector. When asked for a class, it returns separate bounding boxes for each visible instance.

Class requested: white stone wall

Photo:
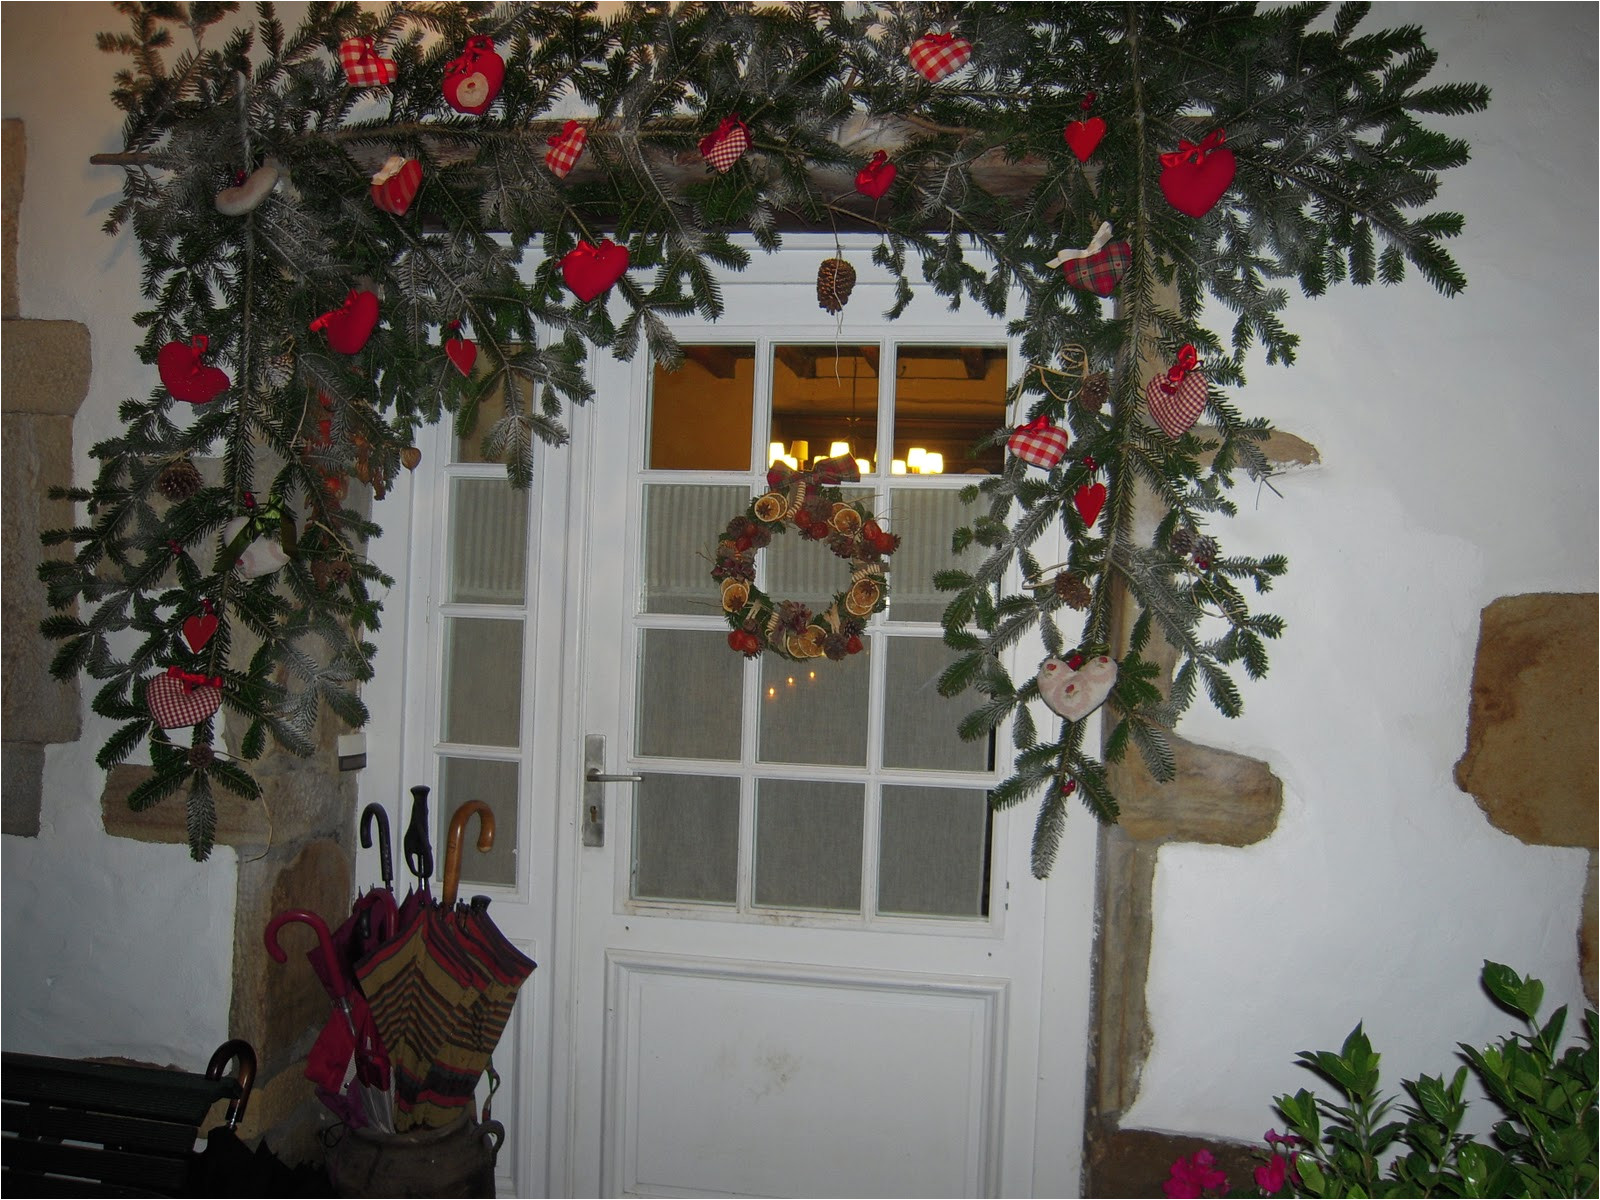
[2,0,1593,1159]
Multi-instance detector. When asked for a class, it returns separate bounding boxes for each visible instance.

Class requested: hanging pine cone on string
[1053,572,1093,610]
[156,458,203,503]
[817,256,856,314]
[1076,371,1110,413]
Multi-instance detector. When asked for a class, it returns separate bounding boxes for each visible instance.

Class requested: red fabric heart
[370,157,422,216]
[312,290,380,355]
[1063,117,1106,162]
[1073,482,1107,527]
[1160,130,1236,218]
[157,337,230,405]
[1061,240,1131,296]
[545,121,587,178]
[445,336,477,376]
[146,668,223,730]
[561,239,629,303]
[908,32,972,82]
[443,36,504,115]
[1146,369,1208,438]
[855,151,897,199]
[1007,416,1070,470]
[182,609,219,652]
[339,37,397,88]
[699,114,750,174]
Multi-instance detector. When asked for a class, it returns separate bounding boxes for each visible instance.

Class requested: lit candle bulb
[906,447,927,473]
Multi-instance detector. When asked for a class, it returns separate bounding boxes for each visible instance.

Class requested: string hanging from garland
[43,2,1487,863]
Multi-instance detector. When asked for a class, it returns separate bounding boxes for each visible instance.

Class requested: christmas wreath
[714,458,898,662]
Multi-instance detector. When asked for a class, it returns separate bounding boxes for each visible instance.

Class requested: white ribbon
[1047,221,1115,269]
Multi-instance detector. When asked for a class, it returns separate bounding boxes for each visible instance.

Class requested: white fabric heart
[1036,655,1118,721]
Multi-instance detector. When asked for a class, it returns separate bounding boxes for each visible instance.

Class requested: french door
[376,242,1098,1197]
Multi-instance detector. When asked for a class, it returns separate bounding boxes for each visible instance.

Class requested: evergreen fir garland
[43,1,1487,862]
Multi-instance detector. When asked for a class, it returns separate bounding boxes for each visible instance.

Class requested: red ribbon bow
[460,34,495,61]
[1161,344,1200,393]
[308,291,357,332]
[190,335,209,356]
[1016,414,1054,434]
[548,119,583,147]
[1160,128,1227,168]
[698,113,746,157]
[921,32,958,48]
[166,666,222,693]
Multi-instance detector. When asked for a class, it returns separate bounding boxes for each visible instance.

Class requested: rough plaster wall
[0,3,235,1066]
[1126,3,1598,1141]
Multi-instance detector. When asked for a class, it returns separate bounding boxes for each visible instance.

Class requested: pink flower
[1254,1153,1290,1194]
[1264,1129,1303,1148]
[1164,1150,1230,1198]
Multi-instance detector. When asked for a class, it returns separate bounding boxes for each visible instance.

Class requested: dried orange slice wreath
[713,458,899,662]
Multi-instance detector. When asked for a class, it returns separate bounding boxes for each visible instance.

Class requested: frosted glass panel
[649,347,756,471]
[442,618,522,747]
[439,757,519,888]
[644,484,748,615]
[754,779,863,912]
[759,651,868,767]
[633,773,739,904]
[879,786,990,918]
[764,487,872,612]
[887,487,985,623]
[637,629,742,760]
[449,477,528,604]
[882,637,989,772]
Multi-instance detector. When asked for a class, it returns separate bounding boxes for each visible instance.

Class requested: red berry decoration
[1159,129,1236,218]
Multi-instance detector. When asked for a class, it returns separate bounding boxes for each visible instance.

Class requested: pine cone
[188,744,215,768]
[1168,527,1196,557]
[1076,372,1110,413]
[1053,573,1093,609]
[1191,536,1218,566]
[157,458,203,503]
[817,257,856,314]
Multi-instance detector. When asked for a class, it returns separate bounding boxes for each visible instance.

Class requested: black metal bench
[1,1039,254,1197]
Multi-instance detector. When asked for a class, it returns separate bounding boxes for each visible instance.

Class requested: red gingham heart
[370,157,422,216]
[339,37,397,88]
[1061,240,1131,297]
[1007,418,1070,470]
[147,669,223,730]
[1146,370,1208,438]
[545,121,587,178]
[699,116,750,174]
[908,33,972,82]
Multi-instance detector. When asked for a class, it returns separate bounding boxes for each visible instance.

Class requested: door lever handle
[582,734,641,848]
[585,768,644,784]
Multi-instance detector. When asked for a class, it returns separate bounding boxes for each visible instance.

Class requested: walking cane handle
[442,801,495,908]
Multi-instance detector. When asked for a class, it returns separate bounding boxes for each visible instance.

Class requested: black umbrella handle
[404,785,434,884]
[360,803,393,890]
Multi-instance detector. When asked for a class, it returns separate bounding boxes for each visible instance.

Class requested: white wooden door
[544,244,1099,1198]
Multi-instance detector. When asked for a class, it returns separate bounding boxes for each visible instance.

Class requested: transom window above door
[628,340,1011,928]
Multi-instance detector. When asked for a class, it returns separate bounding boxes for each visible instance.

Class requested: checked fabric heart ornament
[311,290,379,355]
[855,150,897,200]
[1007,415,1070,471]
[699,114,750,174]
[908,32,972,82]
[443,36,504,115]
[370,157,422,216]
[1074,481,1107,527]
[339,37,397,88]
[182,602,219,653]
[1146,344,1208,438]
[1047,222,1131,297]
[561,239,629,303]
[158,336,230,405]
[1160,128,1236,218]
[1036,654,1118,722]
[545,120,587,178]
[146,667,224,730]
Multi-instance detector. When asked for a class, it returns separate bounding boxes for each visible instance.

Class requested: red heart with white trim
[446,336,477,376]
[1063,117,1105,162]
[146,670,223,730]
[370,157,422,216]
[561,239,629,303]
[1074,482,1106,527]
[1146,370,1208,439]
[157,337,230,405]
[182,610,218,652]
[443,36,504,115]
[313,290,379,355]
[1036,654,1118,722]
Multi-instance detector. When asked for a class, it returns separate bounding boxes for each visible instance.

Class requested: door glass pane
[759,651,869,767]
[636,629,742,760]
[892,345,1008,476]
[771,345,877,472]
[649,346,756,470]
[887,487,984,623]
[763,486,874,613]
[882,636,989,772]
[442,618,523,747]
[633,773,739,904]
[878,786,990,918]
[449,477,529,604]
[644,483,749,615]
[440,756,519,888]
[754,778,863,912]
